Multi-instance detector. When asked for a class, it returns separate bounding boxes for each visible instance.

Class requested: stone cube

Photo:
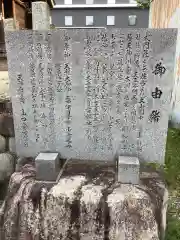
[118,156,140,184]
[35,152,60,181]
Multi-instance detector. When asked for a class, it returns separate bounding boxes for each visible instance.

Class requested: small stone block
[35,152,60,181]
[118,156,140,184]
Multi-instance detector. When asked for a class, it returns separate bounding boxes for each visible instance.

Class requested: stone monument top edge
[36,152,59,161]
[118,156,140,165]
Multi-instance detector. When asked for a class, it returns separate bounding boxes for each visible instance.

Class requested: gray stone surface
[118,156,139,184]
[0,135,6,153]
[5,29,177,163]
[35,152,60,181]
[0,153,14,181]
[32,2,50,30]
[8,137,16,153]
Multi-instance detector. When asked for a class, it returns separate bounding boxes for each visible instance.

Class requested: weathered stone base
[23,160,167,240]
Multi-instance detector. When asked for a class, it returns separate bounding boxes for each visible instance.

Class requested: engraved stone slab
[35,152,60,181]
[5,29,177,163]
[118,156,139,184]
[32,2,50,30]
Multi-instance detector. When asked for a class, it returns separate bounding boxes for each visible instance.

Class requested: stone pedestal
[35,152,60,181]
[118,156,140,184]
[32,2,50,30]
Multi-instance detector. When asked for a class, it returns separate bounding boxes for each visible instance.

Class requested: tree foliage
[136,0,154,9]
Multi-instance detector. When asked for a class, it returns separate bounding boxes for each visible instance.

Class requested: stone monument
[5,29,177,164]
[3,28,178,240]
[32,1,51,30]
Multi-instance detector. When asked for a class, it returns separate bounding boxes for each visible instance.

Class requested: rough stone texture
[0,113,15,137]
[5,29,177,163]
[118,156,140,184]
[8,137,16,153]
[59,159,115,185]
[15,156,35,172]
[0,153,14,181]
[40,172,165,240]
[43,176,87,239]
[140,175,169,240]
[107,184,159,240]
[0,135,6,153]
[32,2,50,30]
[35,152,60,181]
[80,184,105,240]
[0,159,168,239]
[53,159,166,239]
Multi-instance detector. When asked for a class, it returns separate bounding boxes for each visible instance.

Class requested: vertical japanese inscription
[38,62,47,135]
[149,60,166,123]
[5,29,176,161]
[84,34,93,146]
[28,35,40,143]
[64,32,72,148]
[138,32,151,153]
[47,62,56,145]
[116,33,125,117]
[44,33,55,147]
[55,63,63,93]
[120,33,133,153]
[138,31,151,121]
[17,73,28,147]
[134,33,142,154]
